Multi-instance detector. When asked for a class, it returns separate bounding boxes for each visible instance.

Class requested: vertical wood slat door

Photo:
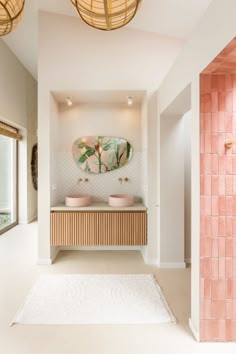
[51,212,147,246]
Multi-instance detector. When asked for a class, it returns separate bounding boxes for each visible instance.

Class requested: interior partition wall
[200,73,236,341]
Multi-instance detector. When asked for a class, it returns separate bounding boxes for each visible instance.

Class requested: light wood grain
[51,211,147,246]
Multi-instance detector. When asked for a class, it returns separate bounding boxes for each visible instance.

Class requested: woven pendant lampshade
[0,0,25,36]
[70,0,142,31]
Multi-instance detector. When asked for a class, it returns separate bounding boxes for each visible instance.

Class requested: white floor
[0,223,235,354]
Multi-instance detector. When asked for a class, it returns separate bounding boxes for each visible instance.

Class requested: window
[0,122,20,235]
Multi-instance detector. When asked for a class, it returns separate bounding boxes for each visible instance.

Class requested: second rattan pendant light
[0,0,25,36]
[70,0,142,31]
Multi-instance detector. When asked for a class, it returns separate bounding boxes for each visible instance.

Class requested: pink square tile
[226,74,233,91]
[226,92,233,113]
[204,238,211,257]
[233,74,236,91]
[233,279,236,298]
[200,75,205,92]
[219,258,226,278]
[212,75,219,91]
[219,196,225,215]
[233,301,236,320]
[226,320,232,341]
[204,113,212,132]
[200,154,205,174]
[212,279,219,299]
[226,155,233,175]
[211,134,218,153]
[204,278,211,298]
[211,238,219,257]
[205,93,212,113]
[200,113,205,131]
[218,300,226,319]
[205,216,212,235]
[232,196,236,215]
[204,196,212,215]
[204,258,211,278]
[205,299,212,320]
[233,176,236,195]
[211,258,219,278]
[212,300,218,319]
[200,94,205,113]
[200,134,205,153]
[211,319,219,340]
[212,196,219,216]
[226,176,233,195]
[212,113,219,132]
[218,320,226,341]
[233,113,236,132]
[219,75,226,91]
[226,259,233,278]
[219,237,226,255]
[218,92,226,112]
[204,175,212,195]
[204,320,212,341]
[226,217,233,237]
[219,155,225,175]
[205,154,212,174]
[201,300,205,320]
[226,278,233,298]
[233,238,236,255]
[200,320,205,341]
[225,237,233,256]
[218,218,225,237]
[212,155,219,175]
[204,75,212,92]
[233,258,236,277]
[218,279,226,301]
[218,112,225,132]
[212,176,219,195]
[211,92,218,112]
[233,321,236,341]
[233,91,236,112]
[226,300,233,320]
[219,133,226,154]
[201,278,205,299]
[200,176,205,195]
[219,175,226,195]
[232,219,236,236]
[211,217,219,236]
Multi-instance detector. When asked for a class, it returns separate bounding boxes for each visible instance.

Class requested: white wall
[0,137,11,210]
[160,114,185,267]
[157,0,236,340]
[184,112,192,263]
[55,102,144,204]
[0,39,37,225]
[38,11,184,263]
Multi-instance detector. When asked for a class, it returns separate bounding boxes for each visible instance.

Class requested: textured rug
[12,274,176,325]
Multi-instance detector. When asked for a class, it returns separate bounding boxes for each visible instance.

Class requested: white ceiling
[2,0,213,80]
[53,90,146,106]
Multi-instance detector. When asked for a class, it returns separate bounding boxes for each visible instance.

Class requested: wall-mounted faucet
[78,178,89,184]
[118,177,129,184]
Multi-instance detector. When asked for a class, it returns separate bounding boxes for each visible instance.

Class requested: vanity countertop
[51,202,147,212]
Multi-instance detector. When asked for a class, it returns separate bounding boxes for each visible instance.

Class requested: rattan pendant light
[70,0,142,31]
[0,0,25,36]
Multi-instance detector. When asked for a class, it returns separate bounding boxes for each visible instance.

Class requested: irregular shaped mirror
[72,136,133,174]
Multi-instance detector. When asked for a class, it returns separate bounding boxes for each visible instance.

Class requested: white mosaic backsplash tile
[56,151,145,204]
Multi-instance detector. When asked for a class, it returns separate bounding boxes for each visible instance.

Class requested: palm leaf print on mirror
[72,136,133,174]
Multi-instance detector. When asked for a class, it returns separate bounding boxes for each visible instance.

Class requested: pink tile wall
[200,74,236,342]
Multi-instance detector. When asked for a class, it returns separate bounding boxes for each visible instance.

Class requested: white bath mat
[12,274,176,325]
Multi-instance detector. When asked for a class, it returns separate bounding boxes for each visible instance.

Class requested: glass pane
[0,135,17,232]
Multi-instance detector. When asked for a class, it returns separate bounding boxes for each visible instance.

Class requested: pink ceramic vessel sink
[109,194,134,207]
[65,194,91,207]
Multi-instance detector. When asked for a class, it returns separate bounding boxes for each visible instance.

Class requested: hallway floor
[0,223,235,354]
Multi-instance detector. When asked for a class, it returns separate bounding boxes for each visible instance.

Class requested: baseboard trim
[189,318,199,342]
[158,262,186,269]
[37,258,52,265]
[60,246,141,251]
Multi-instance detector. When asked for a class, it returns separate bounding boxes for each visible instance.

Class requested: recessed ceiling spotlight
[127,96,133,106]
[66,96,73,106]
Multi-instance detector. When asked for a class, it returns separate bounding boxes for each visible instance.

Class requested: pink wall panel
[200,73,236,342]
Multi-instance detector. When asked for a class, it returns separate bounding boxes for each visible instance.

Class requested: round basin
[109,194,134,207]
[65,194,91,207]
